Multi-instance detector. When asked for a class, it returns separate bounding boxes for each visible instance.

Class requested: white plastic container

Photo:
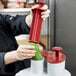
[31,59,44,76]
[15,59,46,76]
[47,61,65,76]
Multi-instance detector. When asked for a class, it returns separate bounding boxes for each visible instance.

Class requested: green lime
[30,42,43,60]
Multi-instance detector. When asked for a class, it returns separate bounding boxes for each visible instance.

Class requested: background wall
[55,0,76,76]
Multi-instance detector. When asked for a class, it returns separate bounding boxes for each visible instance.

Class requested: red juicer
[29,2,45,43]
[41,47,66,63]
[41,47,71,76]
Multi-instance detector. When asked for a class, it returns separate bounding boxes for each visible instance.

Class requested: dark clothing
[0,14,30,75]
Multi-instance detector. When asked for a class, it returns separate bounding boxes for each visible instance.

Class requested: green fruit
[30,42,43,60]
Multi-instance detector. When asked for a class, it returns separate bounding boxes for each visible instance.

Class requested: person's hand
[32,4,51,20]
[26,4,51,27]
[37,44,43,51]
[4,45,36,65]
[15,45,36,61]
[4,44,43,65]
[40,5,50,20]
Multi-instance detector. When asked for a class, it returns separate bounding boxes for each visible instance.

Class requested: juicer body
[31,59,44,76]
[47,61,71,76]
[42,47,71,76]
[48,61,65,76]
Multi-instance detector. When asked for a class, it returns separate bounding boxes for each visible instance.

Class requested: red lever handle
[29,2,44,43]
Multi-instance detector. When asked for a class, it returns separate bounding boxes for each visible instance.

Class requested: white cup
[31,59,44,76]
[47,61,65,76]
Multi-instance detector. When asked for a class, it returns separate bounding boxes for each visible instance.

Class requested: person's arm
[2,4,50,36]
[4,45,43,65]
[2,15,30,36]
[0,44,43,68]
[4,45,35,65]
[0,53,5,68]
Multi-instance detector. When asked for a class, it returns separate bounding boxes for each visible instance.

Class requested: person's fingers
[41,9,51,15]
[20,53,35,57]
[38,44,43,51]
[18,49,36,54]
[41,14,49,20]
[20,45,35,50]
[32,5,48,10]
[16,52,35,60]
[40,5,48,10]
[31,4,39,9]
[20,56,33,60]
[21,53,35,57]
[41,14,49,18]
[22,51,36,54]
[22,56,33,60]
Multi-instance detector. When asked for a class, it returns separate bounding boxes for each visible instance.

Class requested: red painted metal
[41,47,66,64]
[29,2,45,43]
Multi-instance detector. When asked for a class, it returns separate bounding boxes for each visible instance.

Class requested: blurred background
[0,0,51,50]
[0,0,35,8]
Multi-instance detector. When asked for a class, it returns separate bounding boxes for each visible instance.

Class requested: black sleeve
[0,53,5,69]
[2,15,30,36]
